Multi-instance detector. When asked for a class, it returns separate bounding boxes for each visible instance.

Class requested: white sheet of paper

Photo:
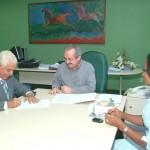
[51,93,96,104]
[38,64,50,70]
[16,99,50,109]
[88,104,114,119]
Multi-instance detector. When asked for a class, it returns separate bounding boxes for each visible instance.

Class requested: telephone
[125,85,150,98]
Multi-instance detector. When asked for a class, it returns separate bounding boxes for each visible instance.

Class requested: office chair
[82,51,108,93]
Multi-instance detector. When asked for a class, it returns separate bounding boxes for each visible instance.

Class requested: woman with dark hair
[105,54,150,150]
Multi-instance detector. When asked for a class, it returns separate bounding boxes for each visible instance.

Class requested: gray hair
[64,44,82,57]
[0,50,17,67]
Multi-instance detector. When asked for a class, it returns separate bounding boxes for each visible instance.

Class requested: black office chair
[82,51,108,93]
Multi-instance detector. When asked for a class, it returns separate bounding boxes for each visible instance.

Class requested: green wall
[0,0,150,91]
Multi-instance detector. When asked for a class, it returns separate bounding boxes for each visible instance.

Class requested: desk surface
[108,68,143,76]
[0,89,126,150]
[15,67,56,73]
[16,67,142,75]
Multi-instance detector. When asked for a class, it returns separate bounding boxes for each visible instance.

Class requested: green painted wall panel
[0,0,150,91]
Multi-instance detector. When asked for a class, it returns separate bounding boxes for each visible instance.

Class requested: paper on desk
[51,93,96,104]
[38,64,50,70]
[16,99,50,109]
[49,63,60,69]
[88,104,114,119]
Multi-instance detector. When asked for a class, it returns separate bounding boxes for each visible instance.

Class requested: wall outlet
[140,77,144,82]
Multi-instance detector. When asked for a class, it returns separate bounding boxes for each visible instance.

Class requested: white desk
[15,68,56,85]
[0,88,126,150]
[108,68,143,95]
[15,68,142,94]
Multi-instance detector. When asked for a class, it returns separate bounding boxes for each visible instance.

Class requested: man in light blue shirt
[105,54,150,150]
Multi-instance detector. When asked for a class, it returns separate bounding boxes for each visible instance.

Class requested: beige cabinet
[125,96,147,135]
[125,96,147,115]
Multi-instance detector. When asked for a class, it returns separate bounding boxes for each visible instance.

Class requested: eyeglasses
[63,57,77,62]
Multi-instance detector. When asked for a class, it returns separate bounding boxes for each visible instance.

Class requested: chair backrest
[82,51,108,93]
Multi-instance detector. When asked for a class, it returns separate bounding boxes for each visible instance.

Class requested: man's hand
[49,88,61,95]
[24,92,39,103]
[7,98,21,108]
[61,86,71,94]
[105,113,125,129]
[107,108,124,118]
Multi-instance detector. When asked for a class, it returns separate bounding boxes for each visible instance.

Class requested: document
[88,104,114,119]
[49,63,60,69]
[16,99,50,109]
[38,63,60,70]
[51,93,96,104]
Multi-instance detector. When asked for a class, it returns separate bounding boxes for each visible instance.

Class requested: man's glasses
[63,57,77,62]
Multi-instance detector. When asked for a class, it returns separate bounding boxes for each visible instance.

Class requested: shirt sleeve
[4,101,8,109]
[52,67,62,90]
[0,101,5,111]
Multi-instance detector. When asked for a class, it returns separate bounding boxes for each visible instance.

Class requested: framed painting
[28,0,106,44]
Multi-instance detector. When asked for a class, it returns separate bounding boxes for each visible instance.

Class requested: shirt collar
[0,78,3,85]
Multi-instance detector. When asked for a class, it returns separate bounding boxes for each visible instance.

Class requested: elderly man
[0,50,39,111]
[50,44,96,94]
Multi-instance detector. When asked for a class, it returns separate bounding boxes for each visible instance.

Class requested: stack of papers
[51,93,96,104]
[38,64,50,70]
[49,63,60,69]
[108,66,121,72]
[38,63,60,70]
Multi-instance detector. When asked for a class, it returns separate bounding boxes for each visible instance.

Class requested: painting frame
[28,0,106,44]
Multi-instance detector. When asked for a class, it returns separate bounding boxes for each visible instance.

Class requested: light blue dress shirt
[112,98,150,150]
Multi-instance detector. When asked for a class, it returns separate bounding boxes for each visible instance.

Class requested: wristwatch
[123,126,128,133]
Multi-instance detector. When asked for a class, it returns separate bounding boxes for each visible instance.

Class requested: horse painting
[76,5,103,29]
[41,8,76,31]
[29,0,105,44]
